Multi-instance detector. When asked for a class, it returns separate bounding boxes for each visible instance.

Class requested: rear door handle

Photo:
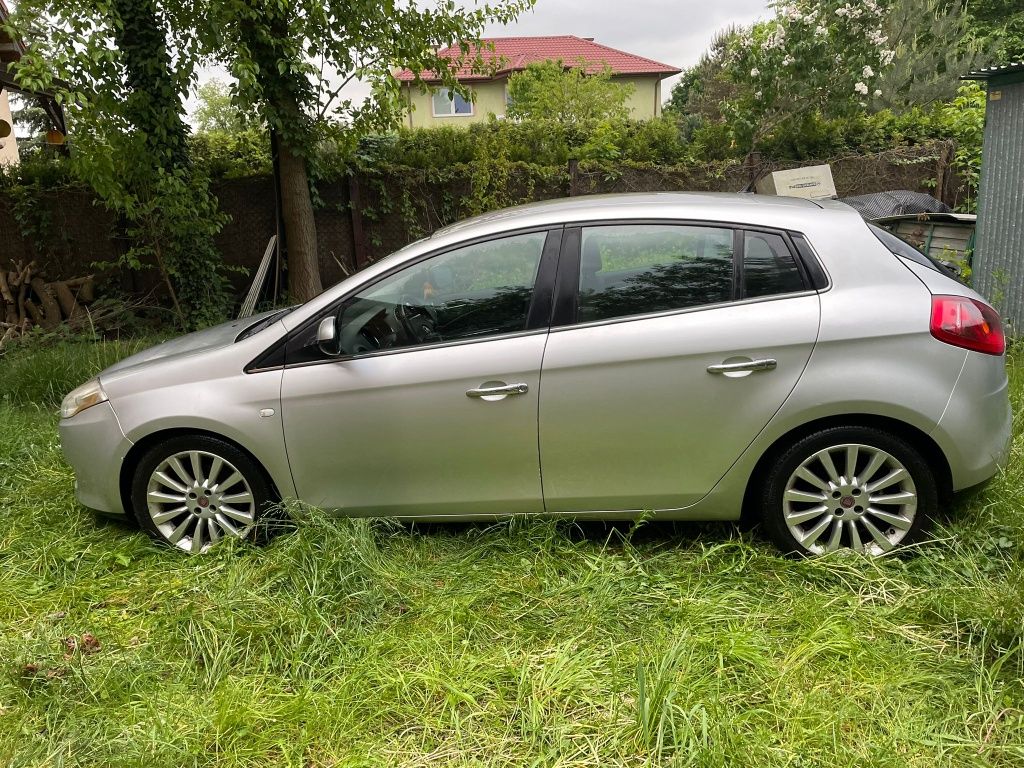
[466,383,529,398]
[707,358,777,374]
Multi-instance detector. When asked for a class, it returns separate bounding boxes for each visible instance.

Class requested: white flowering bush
[721,0,895,148]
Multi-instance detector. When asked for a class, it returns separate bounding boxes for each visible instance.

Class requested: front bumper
[58,401,134,515]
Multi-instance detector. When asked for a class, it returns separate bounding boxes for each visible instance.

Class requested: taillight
[930,295,1005,356]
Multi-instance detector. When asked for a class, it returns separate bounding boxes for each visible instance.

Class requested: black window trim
[550,218,822,330]
[788,232,832,291]
[246,224,564,373]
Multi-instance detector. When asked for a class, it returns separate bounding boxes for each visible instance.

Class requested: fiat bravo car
[59,193,1011,556]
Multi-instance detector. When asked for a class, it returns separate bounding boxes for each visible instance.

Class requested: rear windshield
[868,222,955,275]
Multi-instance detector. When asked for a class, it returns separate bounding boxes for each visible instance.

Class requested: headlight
[60,379,108,419]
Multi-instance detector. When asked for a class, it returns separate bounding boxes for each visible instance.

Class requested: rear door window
[577,224,734,323]
[742,231,806,299]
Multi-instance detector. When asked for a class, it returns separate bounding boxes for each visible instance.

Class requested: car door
[539,223,821,513]
[280,228,560,516]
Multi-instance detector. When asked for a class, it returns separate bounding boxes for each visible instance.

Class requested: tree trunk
[277,137,322,302]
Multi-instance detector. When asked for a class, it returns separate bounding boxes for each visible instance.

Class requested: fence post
[568,158,579,197]
[348,174,368,269]
[934,141,954,208]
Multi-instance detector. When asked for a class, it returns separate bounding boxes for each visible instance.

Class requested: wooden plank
[238,235,277,319]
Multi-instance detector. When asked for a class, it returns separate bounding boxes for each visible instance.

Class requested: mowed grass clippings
[0,341,1022,767]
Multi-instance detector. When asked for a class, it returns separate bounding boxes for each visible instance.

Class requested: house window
[432,87,473,117]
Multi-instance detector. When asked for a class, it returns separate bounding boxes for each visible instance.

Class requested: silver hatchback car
[59,193,1011,556]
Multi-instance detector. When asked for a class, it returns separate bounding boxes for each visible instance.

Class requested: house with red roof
[394,35,681,128]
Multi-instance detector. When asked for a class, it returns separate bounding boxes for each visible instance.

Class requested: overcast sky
[483,0,771,88]
[191,0,771,118]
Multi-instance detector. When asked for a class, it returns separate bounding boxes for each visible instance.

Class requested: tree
[193,78,259,134]
[506,60,635,124]
[704,0,990,152]
[665,28,743,119]
[7,0,232,328]
[193,0,535,303]
[962,0,1024,63]
[875,0,991,110]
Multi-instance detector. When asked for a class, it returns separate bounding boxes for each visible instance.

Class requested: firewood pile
[0,260,100,351]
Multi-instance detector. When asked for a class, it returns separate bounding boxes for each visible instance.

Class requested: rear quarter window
[868,223,961,279]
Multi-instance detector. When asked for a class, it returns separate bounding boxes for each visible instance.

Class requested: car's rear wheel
[761,426,935,556]
[131,435,277,554]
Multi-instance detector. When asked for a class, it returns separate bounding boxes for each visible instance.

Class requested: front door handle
[707,358,778,374]
[466,382,529,399]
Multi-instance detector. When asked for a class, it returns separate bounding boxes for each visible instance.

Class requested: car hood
[100,310,282,381]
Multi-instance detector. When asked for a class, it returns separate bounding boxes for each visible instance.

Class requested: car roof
[430,192,842,243]
[284,193,860,331]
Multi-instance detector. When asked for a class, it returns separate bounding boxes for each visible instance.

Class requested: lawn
[1,340,1023,767]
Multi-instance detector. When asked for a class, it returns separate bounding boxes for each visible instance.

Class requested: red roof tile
[394,35,680,82]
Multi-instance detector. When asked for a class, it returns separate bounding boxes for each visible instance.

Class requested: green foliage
[190,126,273,179]
[875,0,992,110]
[7,0,234,330]
[938,83,986,213]
[3,341,1024,765]
[192,78,259,135]
[965,0,1024,62]
[506,60,635,124]
[682,1,991,155]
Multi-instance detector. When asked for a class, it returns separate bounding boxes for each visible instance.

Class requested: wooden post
[348,174,369,269]
[935,141,954,208]
[270,127,287,299]
[568,158,579,197]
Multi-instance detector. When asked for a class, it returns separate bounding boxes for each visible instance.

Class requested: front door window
[335,231,547,356]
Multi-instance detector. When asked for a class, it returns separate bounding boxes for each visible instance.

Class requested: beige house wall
[403,79,510,129]
[0,90,20,167]
[619,75,663,119]
[402,73,666,128]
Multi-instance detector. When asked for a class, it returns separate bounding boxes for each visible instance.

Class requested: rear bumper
[58,401,133,516]
[932,351,1012,491]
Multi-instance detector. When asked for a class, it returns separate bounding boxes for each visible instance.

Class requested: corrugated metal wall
[974,80,1024,332]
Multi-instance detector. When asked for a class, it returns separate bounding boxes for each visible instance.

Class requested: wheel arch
[741,414,954,520]
[119,428,283,521]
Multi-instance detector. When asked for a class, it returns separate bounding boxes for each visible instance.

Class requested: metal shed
[963,62,1024,332]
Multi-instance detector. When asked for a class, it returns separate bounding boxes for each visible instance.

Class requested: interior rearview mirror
[316,316,341,357]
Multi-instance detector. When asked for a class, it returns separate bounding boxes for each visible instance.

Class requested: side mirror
[316,316,341,357]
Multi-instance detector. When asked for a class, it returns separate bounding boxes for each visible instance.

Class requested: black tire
[131,434,280,553]
[760,426,936,557]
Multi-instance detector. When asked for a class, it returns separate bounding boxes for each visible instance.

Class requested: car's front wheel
[131,435,277,554]
[761,426,936,556]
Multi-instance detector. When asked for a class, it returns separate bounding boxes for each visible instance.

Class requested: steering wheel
[395,295,440,344]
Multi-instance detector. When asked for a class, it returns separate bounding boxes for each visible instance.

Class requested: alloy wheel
[145,450,256,553]
[782,443,918,555]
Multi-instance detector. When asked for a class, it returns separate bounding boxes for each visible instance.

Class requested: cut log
[0,270,13,304]
[24,298,43,326]
[52,281,83,323]
[30,278,60,329]
[0,324,18,352]
[78,278,95,304]
[16,281,26,325]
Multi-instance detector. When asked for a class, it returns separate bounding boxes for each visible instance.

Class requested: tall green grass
[0,338,158,408]
[0,344,1022,766]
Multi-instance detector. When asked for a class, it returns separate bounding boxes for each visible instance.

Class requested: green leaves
[506,60,635,126]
